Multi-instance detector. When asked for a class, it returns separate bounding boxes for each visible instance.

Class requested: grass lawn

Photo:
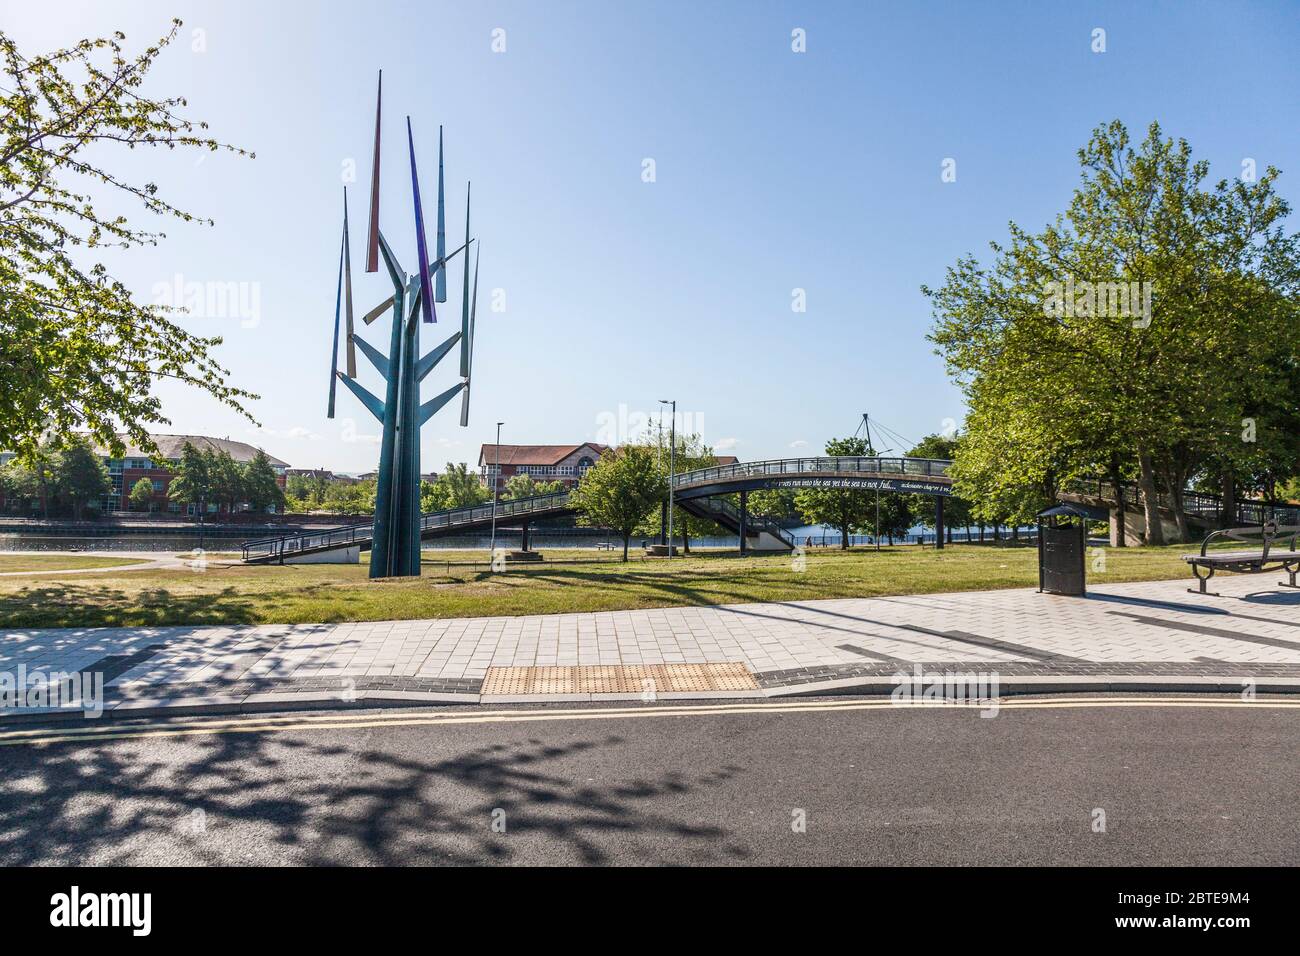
[0,542,1210,629]
[0,554,151,574]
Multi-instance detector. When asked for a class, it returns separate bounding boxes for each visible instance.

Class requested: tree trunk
[1220,471,1236,529]
[1108,454,1127,547]
[839,521,849,550]
[1166,476,1190,543]
[978,523,985,543]
[622,533,629,562]
[1136,449,1165,546]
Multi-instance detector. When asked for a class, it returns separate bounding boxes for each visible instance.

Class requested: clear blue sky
[6,0,1298,472]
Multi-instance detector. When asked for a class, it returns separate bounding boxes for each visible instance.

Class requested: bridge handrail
[671,456,952,489]
[242,490,575,560]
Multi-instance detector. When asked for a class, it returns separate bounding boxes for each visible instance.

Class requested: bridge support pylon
[739,490,749,556]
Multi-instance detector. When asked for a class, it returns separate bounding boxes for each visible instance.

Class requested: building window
[152,479,164,492]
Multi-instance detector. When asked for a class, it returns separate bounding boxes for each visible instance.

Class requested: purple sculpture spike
[406,117,436,324]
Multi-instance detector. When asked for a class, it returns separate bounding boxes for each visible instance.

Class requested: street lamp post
[659,399,675,558]
[873,447,892,551]
[490,421,503,561]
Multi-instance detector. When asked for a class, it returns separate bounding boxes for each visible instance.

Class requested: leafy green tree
[926,120,1300,545]
[168,441,211,518]
[424,463,490,511]
[129,477,155,512]
[0,21,257,461]
[907,433,973,543]
[502,474,565,500]
[244,450,286,513]
[570,445,666,561]
[286,472,331,509]
[793,436,878,549]
[322,478,375,515]
[634,432,727,552]
[1,454,44,514]
[207,450,245,513]
[52,436,109,518]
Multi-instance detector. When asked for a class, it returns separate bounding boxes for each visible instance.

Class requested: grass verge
[0,542,1210,628]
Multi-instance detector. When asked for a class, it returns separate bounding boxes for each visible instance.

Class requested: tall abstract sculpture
[328,73,479,578]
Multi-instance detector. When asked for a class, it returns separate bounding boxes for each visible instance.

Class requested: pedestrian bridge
[241,456,955,563]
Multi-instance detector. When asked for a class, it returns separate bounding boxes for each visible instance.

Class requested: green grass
[0,554,151,574]
[0,542,1211,629]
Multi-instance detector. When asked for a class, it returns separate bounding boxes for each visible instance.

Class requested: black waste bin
[1037,504,1088,596]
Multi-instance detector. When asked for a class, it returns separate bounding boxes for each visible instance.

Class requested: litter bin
[1037,504,1088,596]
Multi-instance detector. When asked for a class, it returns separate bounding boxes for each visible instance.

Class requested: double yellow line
[1,696,1296,748]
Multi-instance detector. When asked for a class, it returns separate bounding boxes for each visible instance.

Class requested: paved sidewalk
[3,574,1299,720]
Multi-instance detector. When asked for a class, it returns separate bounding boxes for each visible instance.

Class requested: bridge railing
[243,491,576,561]
[241,521,371,562]
[419,491,571,531]
[1067,478,1299,526]
[672,456,952,490]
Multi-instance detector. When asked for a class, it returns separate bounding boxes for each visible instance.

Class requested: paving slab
[2,574,1298,722]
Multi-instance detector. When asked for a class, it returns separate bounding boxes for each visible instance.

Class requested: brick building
[477,443,610,493]
[2,435,289,516]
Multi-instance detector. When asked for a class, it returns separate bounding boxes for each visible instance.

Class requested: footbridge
[241,456,955,563]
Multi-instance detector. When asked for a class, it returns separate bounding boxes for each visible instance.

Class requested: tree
[634,432,727,553]
[0,21,256,461]
[907,433,974,543]
[424,463,490,511]
[129,477,155,512]
[926,120,1300,545]
[0,454,43,514]
[793,436,878,549]
[207,450,245,513]
[502,474,565,500]
[286,472,330,509]
[167,441,211,518]
[52,435,109,518]
[244,450,286,514]
[570,445,666,561]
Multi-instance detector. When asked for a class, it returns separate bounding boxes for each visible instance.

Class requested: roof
[1038,503,1103,520]
[96,433,289,468]
[478,443,609,466]
[712,455,739,466]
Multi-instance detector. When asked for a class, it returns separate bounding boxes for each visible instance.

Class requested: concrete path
[3,574,1299,720]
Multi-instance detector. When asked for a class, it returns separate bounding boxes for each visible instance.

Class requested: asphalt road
[1,697,1296,866]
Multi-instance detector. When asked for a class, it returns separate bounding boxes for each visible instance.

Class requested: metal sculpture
[328,73,479,578]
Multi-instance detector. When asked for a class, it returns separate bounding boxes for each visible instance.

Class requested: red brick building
[477,443,610,493]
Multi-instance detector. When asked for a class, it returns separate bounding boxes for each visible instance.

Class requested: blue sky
[5,0,1298,472]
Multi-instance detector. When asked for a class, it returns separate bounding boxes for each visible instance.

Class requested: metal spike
[365,71,382,273]
[406,118,436,324]
[343,188,357,377]
[459,181,471,377]
[460,244,479,427]
[327,226,344,418]
[436,126,447,303]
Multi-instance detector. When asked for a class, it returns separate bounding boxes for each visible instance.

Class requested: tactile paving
[480,662,758,695]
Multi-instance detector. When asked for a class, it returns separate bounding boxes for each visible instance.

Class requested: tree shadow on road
[0,724,752,866]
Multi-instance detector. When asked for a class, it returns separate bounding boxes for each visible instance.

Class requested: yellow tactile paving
[480,662,759,696]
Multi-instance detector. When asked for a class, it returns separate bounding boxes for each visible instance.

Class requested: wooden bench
[1183,521,1300,596]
